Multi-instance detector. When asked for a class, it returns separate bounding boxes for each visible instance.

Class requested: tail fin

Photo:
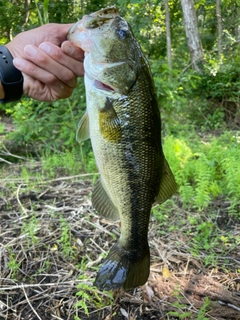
[94,242,150,291]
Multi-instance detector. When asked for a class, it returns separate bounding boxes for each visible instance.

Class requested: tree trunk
[164,0,172,76]
[23,0,31,29]
[216,0,222,60]
[180,0,204,73]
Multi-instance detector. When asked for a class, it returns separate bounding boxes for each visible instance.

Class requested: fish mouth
[85,64,116,92]
[94,80,115,92]
[84,57,125,93]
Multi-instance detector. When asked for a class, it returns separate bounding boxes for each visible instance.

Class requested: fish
[68,6,177,291]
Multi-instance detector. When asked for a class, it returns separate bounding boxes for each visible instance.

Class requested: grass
[0,131,239,319]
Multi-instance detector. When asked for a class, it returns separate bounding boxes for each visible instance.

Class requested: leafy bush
[5,81,86,152]
[150,53,240,132]
[163,132,240,215]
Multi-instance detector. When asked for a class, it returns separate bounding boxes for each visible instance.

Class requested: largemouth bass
[68,7,177,291]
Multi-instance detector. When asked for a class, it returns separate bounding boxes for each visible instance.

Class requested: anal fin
[156,158,178,204]
[92,179,119,221]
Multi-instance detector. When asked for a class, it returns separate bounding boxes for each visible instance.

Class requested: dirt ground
[0,175,239,320]
[0,116,240,319]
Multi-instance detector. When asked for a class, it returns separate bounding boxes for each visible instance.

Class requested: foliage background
[0,1,239,319]
[0,0,240,213]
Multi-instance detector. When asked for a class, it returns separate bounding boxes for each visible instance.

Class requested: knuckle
[39,54,48,63]
[45,24,61,41]
[27,63,38,76]
[34,51,48,64]
[50,47,63,60]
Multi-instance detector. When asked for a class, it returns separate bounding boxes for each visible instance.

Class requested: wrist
[0,45,23,103]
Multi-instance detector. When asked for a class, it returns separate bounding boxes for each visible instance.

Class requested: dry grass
[0,162,240,320]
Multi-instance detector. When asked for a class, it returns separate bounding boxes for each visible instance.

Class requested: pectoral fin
[156,158,177,204]
[92,178,119,221]
[99,97,122,143]
[76,111,90,142]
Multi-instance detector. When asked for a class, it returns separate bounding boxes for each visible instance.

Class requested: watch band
[0,45,23,103]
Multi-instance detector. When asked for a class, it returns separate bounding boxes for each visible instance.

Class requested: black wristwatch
[0,45,23,103]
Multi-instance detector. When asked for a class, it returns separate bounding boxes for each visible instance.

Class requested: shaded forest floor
[0,118,240,320]
[0,165,239,320]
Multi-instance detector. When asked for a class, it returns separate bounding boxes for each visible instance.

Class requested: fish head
[68,7,141,95]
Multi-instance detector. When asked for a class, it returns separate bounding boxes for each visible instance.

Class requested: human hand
[5,23,84,101]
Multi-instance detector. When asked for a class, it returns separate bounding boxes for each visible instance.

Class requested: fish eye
[118,29,127,40]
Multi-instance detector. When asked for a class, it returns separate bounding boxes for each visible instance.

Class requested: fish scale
[68,6,177,290]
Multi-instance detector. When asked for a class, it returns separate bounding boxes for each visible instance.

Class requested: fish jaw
[68,7,119,53]
[68,8,139,95]
[84,54,131,94]
[84,73,122,104]
[68,22,91,52]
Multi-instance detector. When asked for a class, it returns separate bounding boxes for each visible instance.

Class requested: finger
[23,44,78,87]
[61,40,84,61]
[13,58,74,100]
[36,23,75,45]
[39,42,84,77]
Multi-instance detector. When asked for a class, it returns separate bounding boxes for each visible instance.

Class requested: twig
[0,156,12,164]
[90,238,107,254]
[0,172,99,184]
[218,300,240,311]
[1,144,27,160]
[22,284,42,320]
[16,184,29,219]
[85,219,117,237]
[0,280,83,291]
[51,315,65,320]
